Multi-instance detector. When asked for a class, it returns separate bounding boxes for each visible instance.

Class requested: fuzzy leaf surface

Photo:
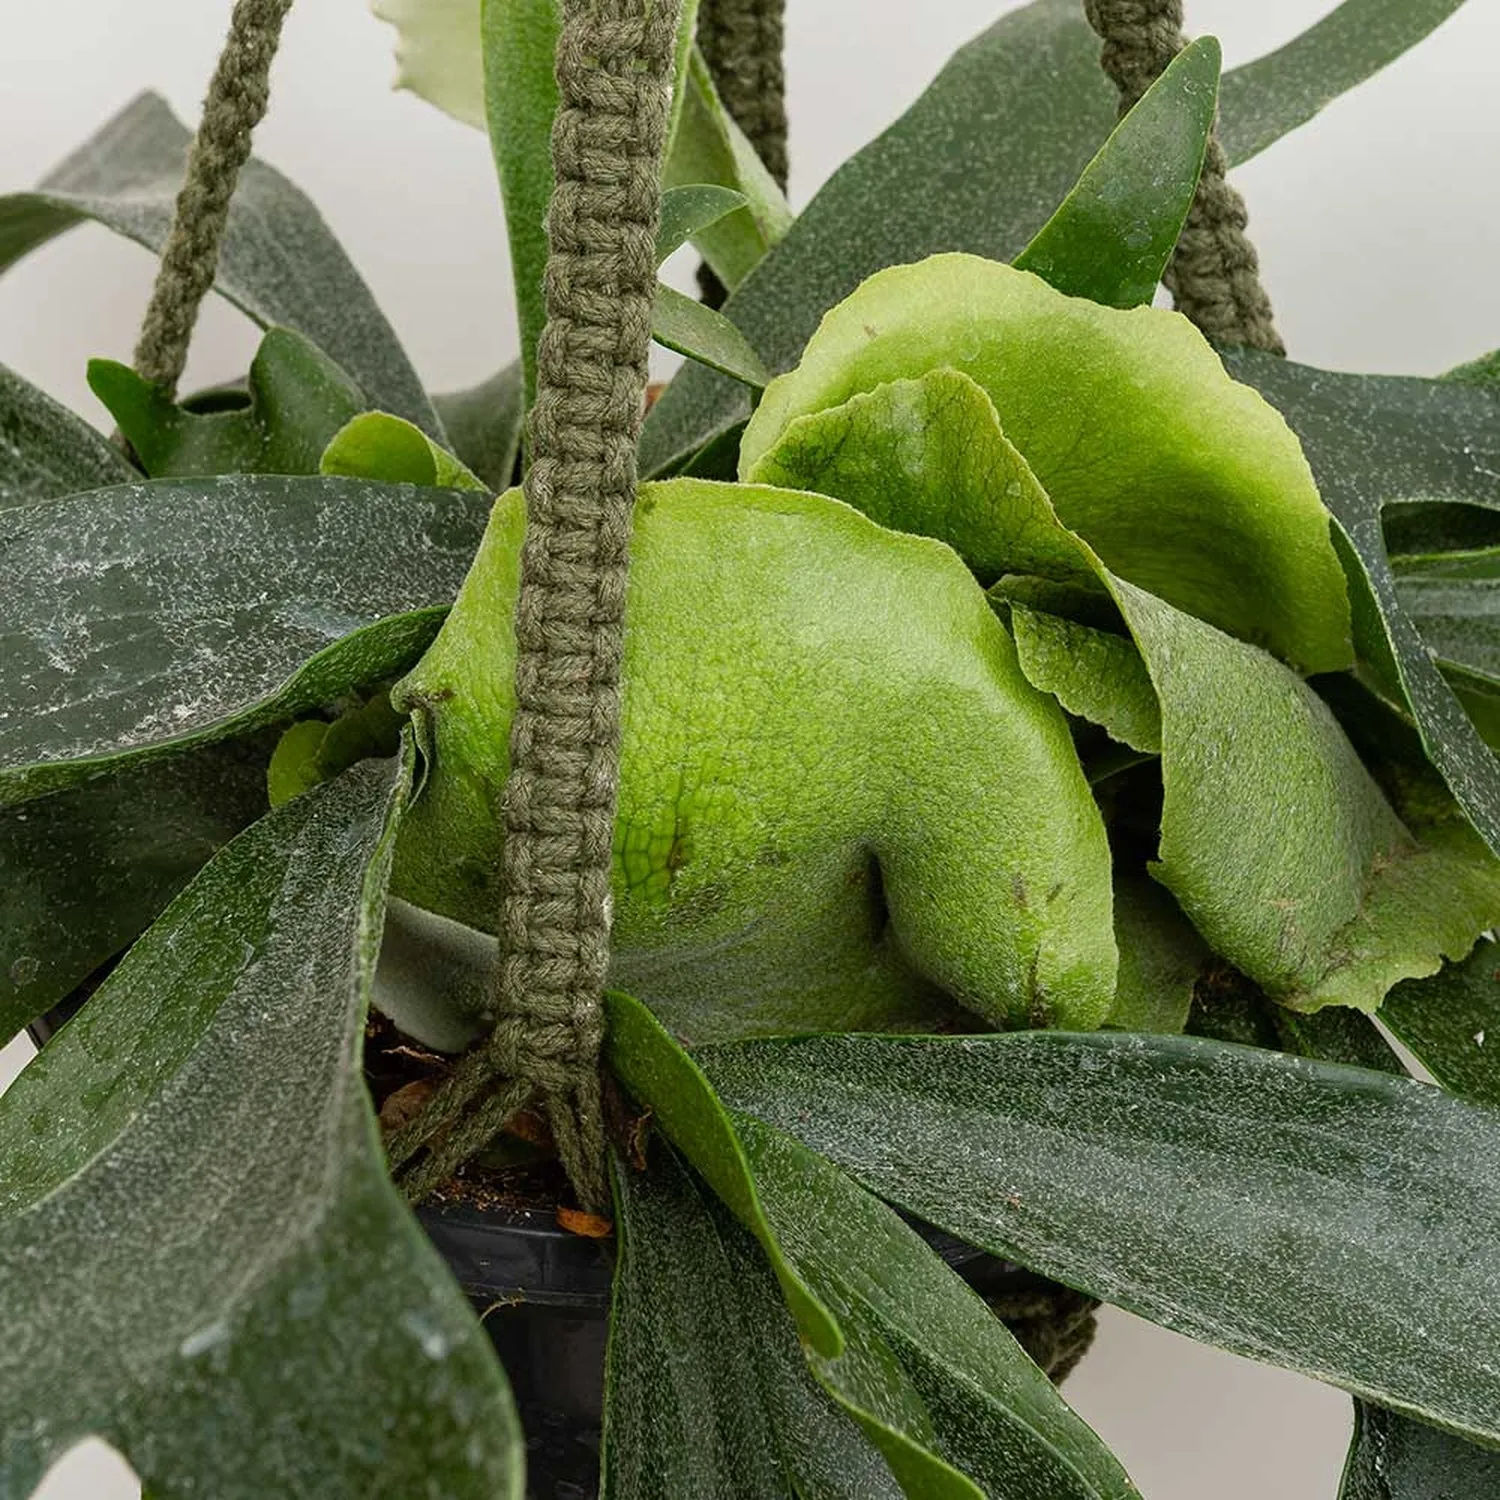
[266,692,406,811]
[604,991,839,1356]
[433,361,523,490]
[610,1012,967,1499]
[742,258,1350,674]
[738,1115,1139,1500]
[1392,547,1500,696]
[1024,575,1500,1014]
[1009,606,1160,755]
[652,284,769,387]
[481,0,560,416]
[376,0,782,297]
[0,753,524,1499]
[1339,1402,1500,1499]
[0,732,276,1047]
[372,0,486,127]
[376,0,702,153]
[88,328,366,478]
[1382,937,1500,1110]
[1114,579,1500,1013]
[607,994,1134,1499]
[1217,0,1470,164]
[701,1030,1500,1446]
[603,1146,900,1500]
[321,412,486,490]
[0,361,135,508]
[656,184,750,264]
[1106,875,1207,1035]
[1227,350,1500,858]
[1266,907,1500,1500]
[0,474,488,803]
[639,0,1450,476]
[745,369,1090,589]
[639,0,1117,475]
[1443,346,1500,390]
[750,329,1495,1014]
[0,93,439,435]
[661,48,793,292]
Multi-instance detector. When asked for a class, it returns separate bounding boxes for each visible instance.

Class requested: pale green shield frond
[743,254,1352,674]
[391,478,1118,1038]
[372,0,485,128]
[747,342,1499,1016]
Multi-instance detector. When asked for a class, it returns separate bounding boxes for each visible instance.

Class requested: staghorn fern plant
[4,1,1500,1496]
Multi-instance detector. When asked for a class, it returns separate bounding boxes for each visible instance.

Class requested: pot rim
[418,1197,616,1310]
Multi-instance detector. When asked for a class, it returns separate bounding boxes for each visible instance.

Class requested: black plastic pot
[419,1198,614,1500]
[27,1002,1030,1499]
[421,1194,1028,1500]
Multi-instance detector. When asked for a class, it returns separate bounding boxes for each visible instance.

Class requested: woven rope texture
[134,0,294,394]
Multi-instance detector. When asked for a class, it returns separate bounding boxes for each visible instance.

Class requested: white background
[4,0,1498,1495]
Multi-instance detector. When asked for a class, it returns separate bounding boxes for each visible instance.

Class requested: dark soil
[364,1010,588,1222]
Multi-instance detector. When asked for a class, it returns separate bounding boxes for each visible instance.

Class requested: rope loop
[988,1283,1101,1384]
[1083,0,1284,355]
[1085,0,1182,106]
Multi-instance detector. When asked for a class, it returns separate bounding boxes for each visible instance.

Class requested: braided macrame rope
[695,0,787,306]
[1083,0,1284,355]
[392,0,681,1212]
[697,0,788,188]
[134,0,294,394]
[988,1284,1100,1384]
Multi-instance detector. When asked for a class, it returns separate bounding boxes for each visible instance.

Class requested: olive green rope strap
[987,1283,1100,1385]
[1083,0,1284,355]
[697,0,789,188]
[133,0,294,395]
[390,0,682,1212]
[695,0,787,307]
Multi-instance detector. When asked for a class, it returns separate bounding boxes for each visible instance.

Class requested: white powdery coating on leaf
[0,474,486,779]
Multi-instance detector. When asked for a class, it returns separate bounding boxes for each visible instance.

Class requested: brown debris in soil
[503,1106,554,1148]
[603,1072,653,1172]
[365,1011,450,1101]
[423,1159,575,1218]
[557,1206,614,1238]
[365,1010,606,1226]
[625,1109,652,1172]
[378,1077,440,1135]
